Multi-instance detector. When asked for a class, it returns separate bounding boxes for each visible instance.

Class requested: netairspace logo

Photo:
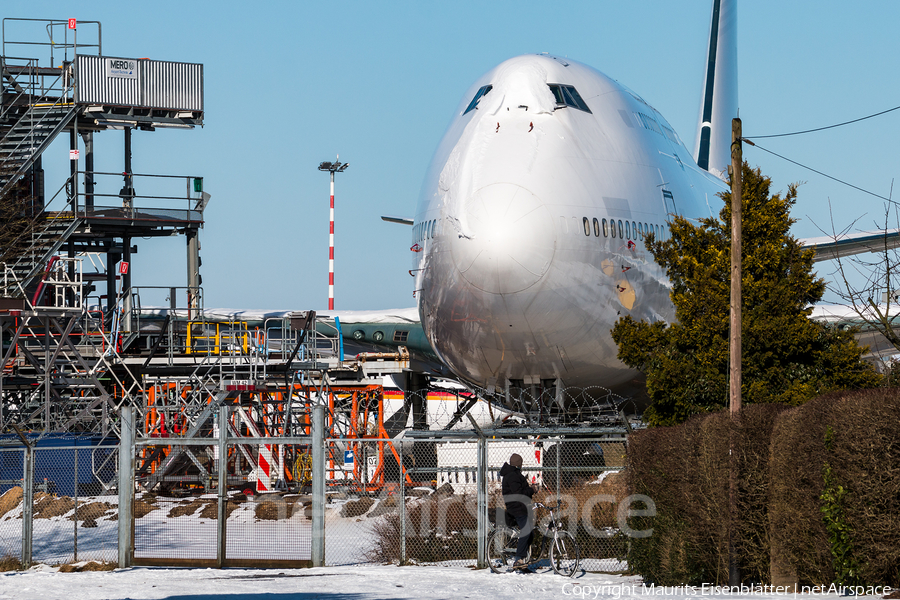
[560,582,894,598]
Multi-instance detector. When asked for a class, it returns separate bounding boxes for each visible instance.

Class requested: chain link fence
[132,436,313,568]
[4,406,638,574]
[320,433,630,572]
[0,441,119,567]
[132,485,313,567]
[0,447,25,563]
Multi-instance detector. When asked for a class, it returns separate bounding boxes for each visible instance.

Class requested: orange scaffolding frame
[138,381,415,493]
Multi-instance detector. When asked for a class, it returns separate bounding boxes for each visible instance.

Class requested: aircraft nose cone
[451,183,555,294]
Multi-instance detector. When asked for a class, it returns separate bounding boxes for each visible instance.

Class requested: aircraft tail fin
[693,0,738,178]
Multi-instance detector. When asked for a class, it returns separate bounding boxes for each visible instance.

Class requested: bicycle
[487,500,580,576]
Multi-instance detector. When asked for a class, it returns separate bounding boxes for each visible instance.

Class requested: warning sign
[69,149,79,160]
[119,261,129,275]
[68,18,76,30]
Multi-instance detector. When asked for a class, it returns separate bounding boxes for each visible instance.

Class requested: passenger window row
[414,219,438,243]
[582,216,666,242]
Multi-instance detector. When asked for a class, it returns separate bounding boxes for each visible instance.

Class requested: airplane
[188,0,900,422]
[161,0,899,422]
[395,3,737,412]
[350,0,900,417]
[389,0,900,412]
[193,0,889,419]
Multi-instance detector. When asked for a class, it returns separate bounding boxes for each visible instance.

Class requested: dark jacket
[500,461,534,519]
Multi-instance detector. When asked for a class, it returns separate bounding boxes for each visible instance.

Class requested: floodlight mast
[318,157,349,310]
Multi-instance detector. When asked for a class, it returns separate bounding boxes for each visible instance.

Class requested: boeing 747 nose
[411,1,736,410]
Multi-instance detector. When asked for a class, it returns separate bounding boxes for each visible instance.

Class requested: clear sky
[7,0,900,310]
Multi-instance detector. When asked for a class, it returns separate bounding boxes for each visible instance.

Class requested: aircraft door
[662,189,678,221]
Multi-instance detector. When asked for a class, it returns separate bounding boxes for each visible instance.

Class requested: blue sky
[7,1,900,310]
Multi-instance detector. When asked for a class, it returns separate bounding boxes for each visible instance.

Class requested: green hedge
[628,390,900,587]
[770,389,900,586]
[627,404,789,585]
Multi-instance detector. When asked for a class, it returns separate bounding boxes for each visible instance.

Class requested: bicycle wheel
[487,527,519,573]
[527,534,553,574]
[550,530,580,577]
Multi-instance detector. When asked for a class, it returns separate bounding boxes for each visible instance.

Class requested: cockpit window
[549,85,565,105]
[463,85,493,115]
[548,84,592,113]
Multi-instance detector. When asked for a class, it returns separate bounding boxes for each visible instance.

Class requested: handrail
[0,173,79,295]
[84,171,204,180]
[71,171,206,220]
[0,262,32,305]
[186,321,250,356]
[0,57,38,123]
[0,67,76,199]
[263,317,307,362]
[312,318,342,360]
[2,18,102,67]
[0,168,205,294]
[30,255,59,306]
[0,70,71,147]
[0,58,63,100]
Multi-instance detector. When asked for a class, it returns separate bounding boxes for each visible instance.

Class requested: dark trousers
[514,512,533,561]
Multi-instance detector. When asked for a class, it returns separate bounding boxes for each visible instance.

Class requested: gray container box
[75,55,203,112]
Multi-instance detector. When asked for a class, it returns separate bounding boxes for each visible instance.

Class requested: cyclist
[500,453,536,568]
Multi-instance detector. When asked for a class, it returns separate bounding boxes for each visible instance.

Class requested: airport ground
[1,564,887,600]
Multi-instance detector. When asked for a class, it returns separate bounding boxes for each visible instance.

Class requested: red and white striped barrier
[257,443,274,492]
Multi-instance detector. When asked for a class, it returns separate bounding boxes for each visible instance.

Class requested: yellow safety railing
[185,320,250,355]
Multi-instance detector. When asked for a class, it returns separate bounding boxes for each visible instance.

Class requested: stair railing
[0,65,76,198]
[0,57,38,123]
[0,172,80,296]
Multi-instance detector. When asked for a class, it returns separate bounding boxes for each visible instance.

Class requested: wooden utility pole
[730,117,742,417]
[728,117,742,587]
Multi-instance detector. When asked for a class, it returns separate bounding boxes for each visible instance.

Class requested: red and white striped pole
[328,170,335,310]
[318,157,349,311]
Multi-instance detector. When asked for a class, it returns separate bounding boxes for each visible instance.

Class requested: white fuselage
[413,55,726,393]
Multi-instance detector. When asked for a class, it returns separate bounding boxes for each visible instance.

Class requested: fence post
[476,436,487,568]
[117,406,135,568]
[556,437,562,494]
[21,446,33,568]
[399,441,406,564]
[311,404,325,567]
[217,405,229,568]
[73,447,78,562]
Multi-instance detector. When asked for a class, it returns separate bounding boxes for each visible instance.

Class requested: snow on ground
[0,492,119,564]
[0,491,380,566]
[0,565,889,600]
[2,490,891,599]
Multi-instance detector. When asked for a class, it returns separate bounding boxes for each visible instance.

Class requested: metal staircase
[0,102,77,199]
[1,211,82,298]
[0,59,81,298]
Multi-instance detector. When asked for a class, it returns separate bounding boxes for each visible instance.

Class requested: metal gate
[120,406,325,568]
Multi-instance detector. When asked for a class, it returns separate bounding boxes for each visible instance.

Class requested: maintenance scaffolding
[0,18,411,496]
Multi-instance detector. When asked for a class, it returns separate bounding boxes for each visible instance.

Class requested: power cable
[745,141,897,205]
[744,104,900,139]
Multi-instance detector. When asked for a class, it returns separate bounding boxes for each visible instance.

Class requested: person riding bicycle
[500,453,536,568]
